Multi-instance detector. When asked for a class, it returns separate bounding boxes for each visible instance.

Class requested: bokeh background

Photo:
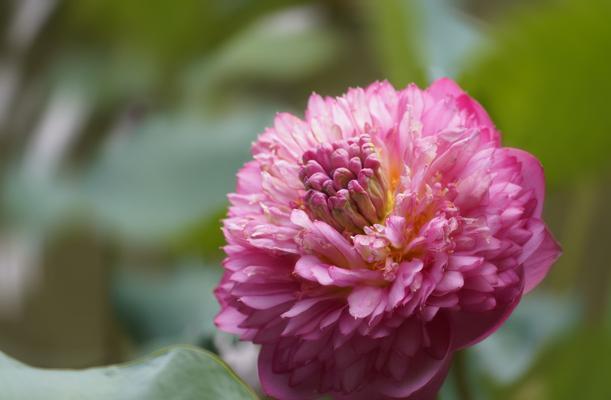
[0,0,610,399]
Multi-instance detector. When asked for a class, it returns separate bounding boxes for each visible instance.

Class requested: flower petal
[348,286,384,319]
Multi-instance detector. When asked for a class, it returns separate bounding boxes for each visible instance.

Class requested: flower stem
[453,350,472,400]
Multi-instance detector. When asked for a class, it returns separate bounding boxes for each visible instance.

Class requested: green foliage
[461,0,611,186]
[489,327,611,400]
[472,292,578,384]
[362,0,426,87]
[111,263,222,349]
[175,208,227,260]
[61,0,308,68]
[194,12,343,85]
[0,346,258,400]
[81,110,273,244]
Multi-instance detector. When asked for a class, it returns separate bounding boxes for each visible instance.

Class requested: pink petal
[294,255,333,285]
[504,147,546,217]
[258,343,319,400]
[376,316,453,399]
[521,224,562,293]
[240,293,295,309]
[328,266,384,287]
[426,77,464,99]
[348,286,384,319]
[282,297,326,318]
[450,270,524,349]
[435,271,464,293]
[235,160,262,194]
[214,307,247,334]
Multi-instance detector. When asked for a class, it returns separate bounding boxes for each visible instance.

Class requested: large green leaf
[81,109,274,243]
[461,0,611,186]
[0,346,258,400]
[3,110,268,244]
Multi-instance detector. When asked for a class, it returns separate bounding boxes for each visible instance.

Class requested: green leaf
[81,109,274,243]
[0,346,258,400]
[111,262,222,348]
[461,0,611,186]
[183,6,343,103]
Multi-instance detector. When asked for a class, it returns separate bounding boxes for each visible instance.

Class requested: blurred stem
[578,178,609,326]
[452,350,472,400]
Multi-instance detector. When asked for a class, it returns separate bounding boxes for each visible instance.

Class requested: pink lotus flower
[215,78,561,400]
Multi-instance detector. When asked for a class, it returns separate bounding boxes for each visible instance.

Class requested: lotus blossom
[215,78,561,400]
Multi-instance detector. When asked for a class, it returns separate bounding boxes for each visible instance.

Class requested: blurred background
[0,0,610,399]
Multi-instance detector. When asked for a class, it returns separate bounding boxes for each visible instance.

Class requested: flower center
[299,134,389,234]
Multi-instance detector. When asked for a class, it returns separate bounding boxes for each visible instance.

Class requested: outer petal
[236,160,262,194]
[504,147,546,217]
[520,223,562,293]
[376,316,453,399]
[450,268,525,349]
[427,77,500,145]
[426,77,464,99]
[333,353,452,400]
[258,343,319,400]
[405,353,453,400]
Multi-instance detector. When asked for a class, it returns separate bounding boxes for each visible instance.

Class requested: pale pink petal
[294,255,333,285]
[348,286,384,318]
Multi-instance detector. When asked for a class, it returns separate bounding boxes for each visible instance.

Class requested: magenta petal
[258,343,319,400]
[521,226,562,293]
[282,298,326,318]
[377,316,453,399]
[504,147,546,217]
[450,271,524,349]
[407,353,453,400]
